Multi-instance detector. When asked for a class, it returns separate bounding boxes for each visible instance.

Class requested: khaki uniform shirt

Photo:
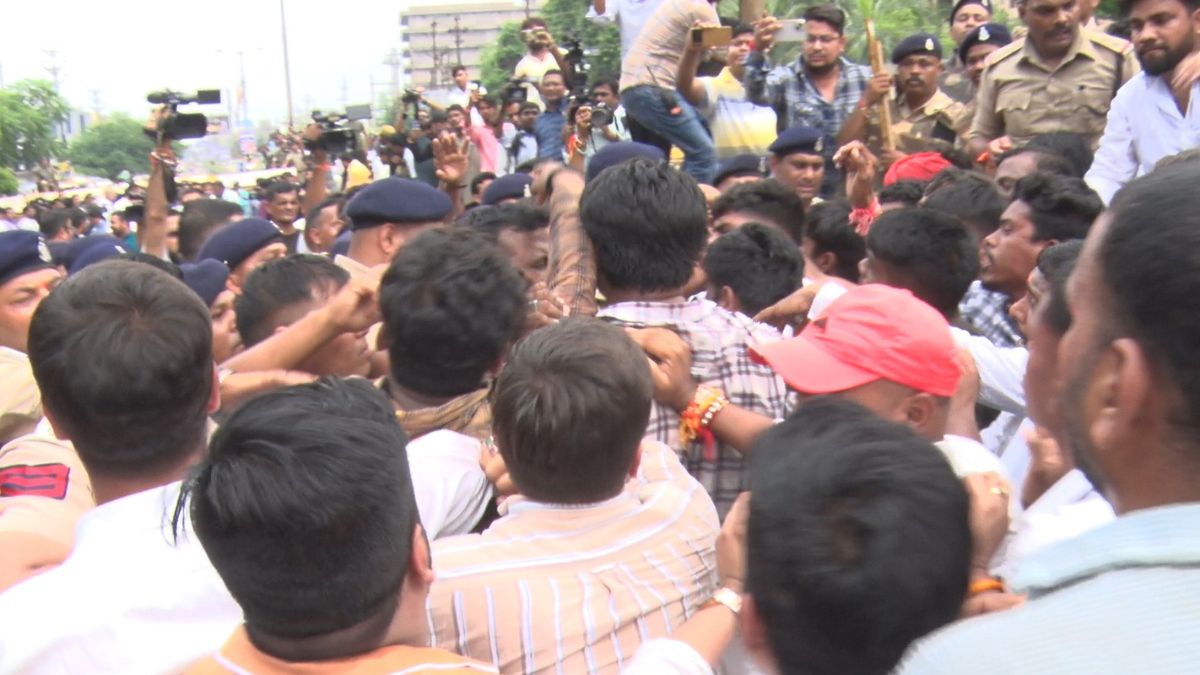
[940,57,974,103]
[967,31,1138,149]
[0,430,95,591]
[868,89,971,156]
[0,348,41,445]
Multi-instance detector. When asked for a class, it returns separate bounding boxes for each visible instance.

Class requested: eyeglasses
[806,34,840,45]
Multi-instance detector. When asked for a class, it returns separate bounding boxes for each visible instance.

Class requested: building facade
[401,0,544,89]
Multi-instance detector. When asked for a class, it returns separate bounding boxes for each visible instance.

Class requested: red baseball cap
[750,284,961,397]
[883,152,952,186]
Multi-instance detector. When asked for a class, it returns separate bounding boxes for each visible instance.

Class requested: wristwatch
[702,586,743,616]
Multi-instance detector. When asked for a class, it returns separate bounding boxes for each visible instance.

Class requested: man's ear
[815,251,838,276]
[207,364,222,415]
[42,406,70,442]
[900,391,940,437]
[628,442,643,479]
[717,285,741,314]
[408,524,436,587]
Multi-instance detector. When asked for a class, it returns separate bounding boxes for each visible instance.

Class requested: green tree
[0,79,71,170]
[479,0,621,94]
[0,167,18,196]
[67,114,157,180]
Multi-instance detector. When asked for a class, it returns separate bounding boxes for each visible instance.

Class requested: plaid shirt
[598,300,790,517]
[959,281,1024,348]
[743,53,873,155]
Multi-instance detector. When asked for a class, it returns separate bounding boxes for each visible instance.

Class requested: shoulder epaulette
[1090,31,1134,54]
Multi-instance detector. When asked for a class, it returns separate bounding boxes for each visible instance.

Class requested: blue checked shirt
[959,281,1024,348]
[597,300,791,519]
[743,53,872,189]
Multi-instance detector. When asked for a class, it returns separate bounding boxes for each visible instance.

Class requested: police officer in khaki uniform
[839,34,970,167]
[0,230,94,591]
[958,23,1015,125]
[966,0,1137,160]
[942,0,995,102]
[0,231,61,445]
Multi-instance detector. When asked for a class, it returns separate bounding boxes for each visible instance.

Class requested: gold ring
[990,486,1008,498]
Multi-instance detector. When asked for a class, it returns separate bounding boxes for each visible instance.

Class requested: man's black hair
[380,228,527,398]
[179,199,245,261]
[711,179,806,245]
[921,175,1007,241]
[590,79,619,94]
[182,378,418,645]
[456,203,548,242]
[581,158,707,293]
[803,200,864,283]
[1012,172,1103,242]
[1025,132,1094,178]
[38,209,72,239]
[115,251,183,278]
[236,255,349,347]
[803,4,847,33]
[469,172,497,198]
[704,223,804,317]
[264,181,299,202]
[867,208,979,318]
[1101,163,1200,441]
[304,196,343,231]
[1035,239,1084,335]
[446,104,466,115]
[878,180,926,208]
[451,64,467,76]
[747,397,970,675]
[996,146,1075,178]
[28,261,213,477]
[492,318,651,504]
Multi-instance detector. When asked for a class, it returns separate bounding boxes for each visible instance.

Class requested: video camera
[560,35,595,102]
[501,77,530,105]
[146,89,222,140]
[306,104,372,155]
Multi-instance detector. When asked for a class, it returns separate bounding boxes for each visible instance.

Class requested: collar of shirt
[73,481,187,550]
[597,297,721,327]
[0,345,28,361]
[898,88,955,119]
[1011,502,1200,595]
[1021,30,1099,72]
[506,491,636,515]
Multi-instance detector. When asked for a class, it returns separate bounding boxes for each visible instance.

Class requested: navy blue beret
[482,173,533,205]
[712,154,766,187]
[49,234,123,269]
[892,33,943,64]
[949,0,992,23]
[769,126,826,158]
[959,23,1012,64]
[0,230,55,287]
[331,229,352,257]
[343,177,452,230]
[180,259,231,307]
[586,142,667,181]
[68,236,127,275]
[196,218,283,270]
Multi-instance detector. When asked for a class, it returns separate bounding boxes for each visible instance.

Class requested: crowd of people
[0,0,1198,673]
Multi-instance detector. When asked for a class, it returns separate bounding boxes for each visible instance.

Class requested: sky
[0,0,470,126]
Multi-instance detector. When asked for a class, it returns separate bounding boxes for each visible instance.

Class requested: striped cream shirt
[426,441,720,674]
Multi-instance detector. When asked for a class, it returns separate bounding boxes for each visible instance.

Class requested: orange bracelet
[968,577,1005,596]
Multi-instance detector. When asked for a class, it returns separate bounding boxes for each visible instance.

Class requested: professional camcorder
[306,104,372,155]
[145,89,222,140]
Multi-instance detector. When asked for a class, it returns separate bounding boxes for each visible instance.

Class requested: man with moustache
[838,33,970,166]
[966,0,1138,161]
[897,161,1200,675]
[1085,0,1200,204]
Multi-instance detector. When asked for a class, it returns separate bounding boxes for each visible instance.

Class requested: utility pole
[89,89,102,119]
[280,0,295,128]
[453,16,464,66]
[340,78,350,108]
[430,20,440,87]
[384,49,402,98]
[43,50,66,142]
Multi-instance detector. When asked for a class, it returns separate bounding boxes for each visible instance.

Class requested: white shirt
[0,481,241,674]
[993,469,1114,580]
[950,328,1028,416]
[586,0,665,61]
[1085,73,1200,205]
[407,430,493,540]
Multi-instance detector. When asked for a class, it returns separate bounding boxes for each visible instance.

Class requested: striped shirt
[598,300,790,517]
[426,441,719,675]
[898,502,1200,674]
[188,626,497,674]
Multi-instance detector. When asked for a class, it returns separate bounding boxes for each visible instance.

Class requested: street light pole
[280,0,295,127]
